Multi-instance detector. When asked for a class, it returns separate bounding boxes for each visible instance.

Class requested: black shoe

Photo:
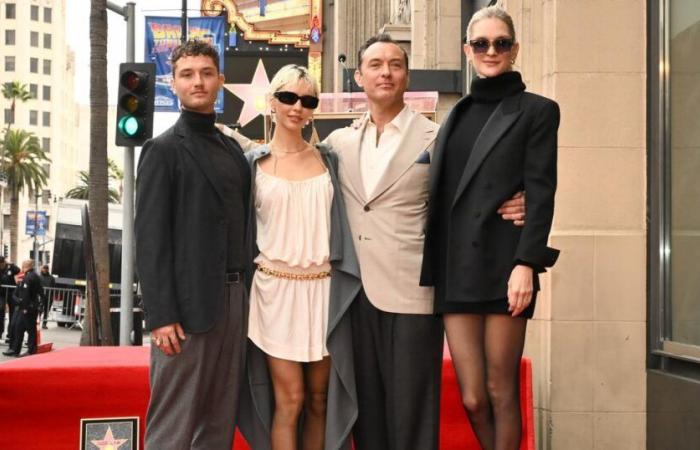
[2,350,19,357]
[18,351,35,358]
[42,324,48,330]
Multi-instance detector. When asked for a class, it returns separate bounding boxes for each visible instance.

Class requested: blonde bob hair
[465,5,517,42]
[267,64,320,104]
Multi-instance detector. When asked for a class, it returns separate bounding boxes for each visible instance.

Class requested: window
[5,56,15,72]
[30,57,38,73]
[30,5,38,21]
[43,33,51,49]
[29,110,38,126]
[43,59,51,75]
[30,31,38,47]
[43,7,51,23]
[42,85,50,101]
[650,0,700,361]
[42,137,50,152]
[5,29,15,45]
[5,4,15,19]
[29,84,38,99]
[4,109,14,125]
[42,111,50,127]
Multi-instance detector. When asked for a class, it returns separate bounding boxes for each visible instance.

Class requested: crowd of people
[135,5,559,450]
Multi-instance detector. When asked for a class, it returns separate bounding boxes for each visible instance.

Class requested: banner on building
[144,16,226,113]
[26,211,48,236]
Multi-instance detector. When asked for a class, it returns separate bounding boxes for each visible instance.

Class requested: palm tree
[1,81,32,134]
[1,129,49,263]
[87,0,112,345]
[1,82,32,188]
[65,170,121,203]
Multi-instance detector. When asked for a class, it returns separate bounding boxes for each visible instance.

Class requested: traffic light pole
[181,0,188,44]
[108,1,136,346]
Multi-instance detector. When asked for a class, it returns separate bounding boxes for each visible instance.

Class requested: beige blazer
[325,109,439,314]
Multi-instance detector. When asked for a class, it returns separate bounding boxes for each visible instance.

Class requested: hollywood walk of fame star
[224,59,271,127]
[90,426,128,450]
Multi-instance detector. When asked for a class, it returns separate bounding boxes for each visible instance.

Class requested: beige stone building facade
[0,0,80,263]
[506,1,647,448]
[324,0,699,448]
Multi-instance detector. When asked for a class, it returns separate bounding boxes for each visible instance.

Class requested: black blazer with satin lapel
[135,115,248,332]
[420,90,560,303]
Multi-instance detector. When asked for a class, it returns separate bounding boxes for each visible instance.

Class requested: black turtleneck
[434,71,526,303]
[440,71,526,199]
[180,109,251,272]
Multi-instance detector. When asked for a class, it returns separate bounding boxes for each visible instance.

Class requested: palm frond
[66,169,121,203]
[2,81,32,101]
[2,128,49,196]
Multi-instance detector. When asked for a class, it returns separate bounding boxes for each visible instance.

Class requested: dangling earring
[510,59,516,65]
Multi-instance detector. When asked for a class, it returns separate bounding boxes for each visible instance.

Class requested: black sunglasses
[467,38,515,54]
[273,91,320,109]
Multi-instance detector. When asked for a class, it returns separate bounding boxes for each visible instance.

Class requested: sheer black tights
[444,313,527,450]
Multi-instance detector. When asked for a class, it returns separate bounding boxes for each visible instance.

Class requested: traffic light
[115,63,156,146]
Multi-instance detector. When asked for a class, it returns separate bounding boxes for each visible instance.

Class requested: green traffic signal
[118,115,142,137]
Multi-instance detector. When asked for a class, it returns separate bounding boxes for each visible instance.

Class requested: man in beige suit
[325,34,524,450]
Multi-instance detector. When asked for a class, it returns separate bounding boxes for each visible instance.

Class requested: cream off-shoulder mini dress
[247,161,334,362]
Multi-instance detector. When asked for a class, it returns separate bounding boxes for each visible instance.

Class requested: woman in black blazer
[420,6,559,449]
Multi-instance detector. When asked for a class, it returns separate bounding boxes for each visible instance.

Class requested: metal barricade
[46,286,84,329]
[0,284,14,306]
[1,284,83,329]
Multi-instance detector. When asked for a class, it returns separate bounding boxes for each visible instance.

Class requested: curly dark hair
[170,39,220,75]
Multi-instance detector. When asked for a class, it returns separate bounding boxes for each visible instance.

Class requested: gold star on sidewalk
[90,426,128,450]
[224,58,271,127]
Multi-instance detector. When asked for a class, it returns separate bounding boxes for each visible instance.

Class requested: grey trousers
[350,289,444,450]
[145,282,248,450]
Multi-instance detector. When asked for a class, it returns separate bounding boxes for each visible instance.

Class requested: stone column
[331,0,391,91]
[502,0,648,448]
[412,0,462,121]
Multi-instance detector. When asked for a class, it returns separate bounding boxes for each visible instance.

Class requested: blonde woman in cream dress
[239,65,361,450]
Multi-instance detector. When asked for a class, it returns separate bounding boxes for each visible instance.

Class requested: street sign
[26,210,48,236]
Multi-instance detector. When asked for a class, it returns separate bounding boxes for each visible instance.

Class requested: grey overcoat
[237,143,362,450]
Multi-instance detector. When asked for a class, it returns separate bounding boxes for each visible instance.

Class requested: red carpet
[0,346,533,449]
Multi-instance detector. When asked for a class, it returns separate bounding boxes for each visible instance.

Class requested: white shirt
[360,105,412,196]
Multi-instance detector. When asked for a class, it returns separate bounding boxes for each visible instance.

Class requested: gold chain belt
[257,264,331,281]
